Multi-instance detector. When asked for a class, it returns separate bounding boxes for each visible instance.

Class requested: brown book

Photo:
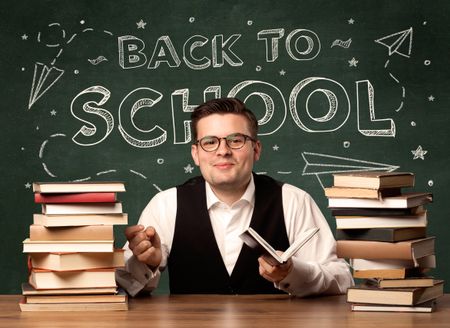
[19,297,128,311]
[328,192,432,209]
[30,249,125,271]
[33,213,128,227]
[22,282,118,295]
[29,224,114,241]
[324,186,401,199]
[29,268,117,290]
[337,237,435,261]
[25,289,127,304]
[377,277,435,288]
[32,181,125,193]
[333,171,415,189]
[346,280,444,306]
[353,267,427,279]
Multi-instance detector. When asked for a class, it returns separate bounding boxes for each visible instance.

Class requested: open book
[239,227,320,265]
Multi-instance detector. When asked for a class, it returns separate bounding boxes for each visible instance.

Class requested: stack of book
[20,181,129,311]
[325,171,444,313]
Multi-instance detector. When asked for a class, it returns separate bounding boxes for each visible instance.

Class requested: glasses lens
[226,134,246,149]
[200,136,219,151]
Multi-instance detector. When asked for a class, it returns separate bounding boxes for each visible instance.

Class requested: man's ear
[191,144,200,166]
[253,140,262,161]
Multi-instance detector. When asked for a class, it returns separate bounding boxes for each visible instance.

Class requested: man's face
[191,113,261,195]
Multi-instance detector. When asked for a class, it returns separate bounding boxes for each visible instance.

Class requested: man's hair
[191,98,259,141]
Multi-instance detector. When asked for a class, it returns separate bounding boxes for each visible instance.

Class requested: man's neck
[209,177,252,206]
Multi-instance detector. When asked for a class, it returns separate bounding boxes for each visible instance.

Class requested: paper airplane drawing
[28,62,65,109]
[301,152,399,188]
[375,27,413,58]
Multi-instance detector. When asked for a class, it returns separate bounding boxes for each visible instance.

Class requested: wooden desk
[1,294,449,327]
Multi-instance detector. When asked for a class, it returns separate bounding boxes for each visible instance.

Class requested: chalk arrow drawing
[28,62,64,109]
[375,27,413,58]
[301,152,399,188]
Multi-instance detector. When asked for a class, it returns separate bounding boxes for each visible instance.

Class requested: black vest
[168,174,289,294]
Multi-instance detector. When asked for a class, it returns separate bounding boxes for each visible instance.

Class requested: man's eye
[203,138,217,145]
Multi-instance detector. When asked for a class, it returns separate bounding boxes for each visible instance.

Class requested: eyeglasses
[195,133,257,152]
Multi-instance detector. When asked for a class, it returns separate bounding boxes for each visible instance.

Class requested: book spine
[34,192,117,203]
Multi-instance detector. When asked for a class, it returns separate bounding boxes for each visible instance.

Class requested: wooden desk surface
[0,294,449,328]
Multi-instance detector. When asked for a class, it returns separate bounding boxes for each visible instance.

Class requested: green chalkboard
[1,0,449,294]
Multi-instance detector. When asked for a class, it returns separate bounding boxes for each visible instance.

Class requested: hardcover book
[336,237,435,263]
[33,181,125,193]
[328,192,432,209]
[34,192,117,204]
[29,224,114,241]
[29,249,125,271]
[41,202,123,215]
[346,280,444,306]
[23,238,114,253]
[239,227,319,265]
[33,213,128,227]
[335,227,427,242]
[333,171,415,189]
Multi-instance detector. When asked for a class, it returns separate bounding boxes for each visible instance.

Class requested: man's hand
[125,225,162,270]
[258,251,293,283]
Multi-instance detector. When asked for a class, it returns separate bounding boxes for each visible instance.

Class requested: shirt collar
[205,175,255,209]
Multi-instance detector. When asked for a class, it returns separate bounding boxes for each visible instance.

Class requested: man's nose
[215,138,232,155]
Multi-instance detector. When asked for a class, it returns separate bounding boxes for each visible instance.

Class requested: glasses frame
[195,133,257,152]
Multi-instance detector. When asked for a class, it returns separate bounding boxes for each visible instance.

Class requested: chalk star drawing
[184,164,194,174]
[136,19,147,29]
[21,34,28,40]
[348,18,355,24]
[24,182,31,189]
[375,27,413,58]
[428,95,435,101]
[411,145,427,160]
[272,145,279,151]
[348,57,358,67]
[301,152,399,189]
[279,69,286,76]
[50,109,57,116]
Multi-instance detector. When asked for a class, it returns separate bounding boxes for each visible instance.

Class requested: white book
[33,213,128,227]
[350,255,436,270]
[33,181,125,193]
[351,301,436,313]
[239,227,319,265]
[23,238,114,253]
[335,212,427,229]
[328,192,432,209]
[42,202,123,215]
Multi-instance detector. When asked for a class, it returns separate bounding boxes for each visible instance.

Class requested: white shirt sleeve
[274,184,354,296]
[115,188,177,296]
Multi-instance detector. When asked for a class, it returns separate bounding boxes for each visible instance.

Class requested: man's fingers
[132,238,152,256]
[145,226,161,248]
[128,231,148,250]
[125,224,144,240]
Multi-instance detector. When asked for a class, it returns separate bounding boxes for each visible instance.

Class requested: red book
[34,192,117,204]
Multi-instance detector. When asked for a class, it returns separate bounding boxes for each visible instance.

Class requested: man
[116,98,353,296]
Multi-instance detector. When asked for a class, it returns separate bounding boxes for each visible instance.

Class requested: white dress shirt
[116,176,353,296]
